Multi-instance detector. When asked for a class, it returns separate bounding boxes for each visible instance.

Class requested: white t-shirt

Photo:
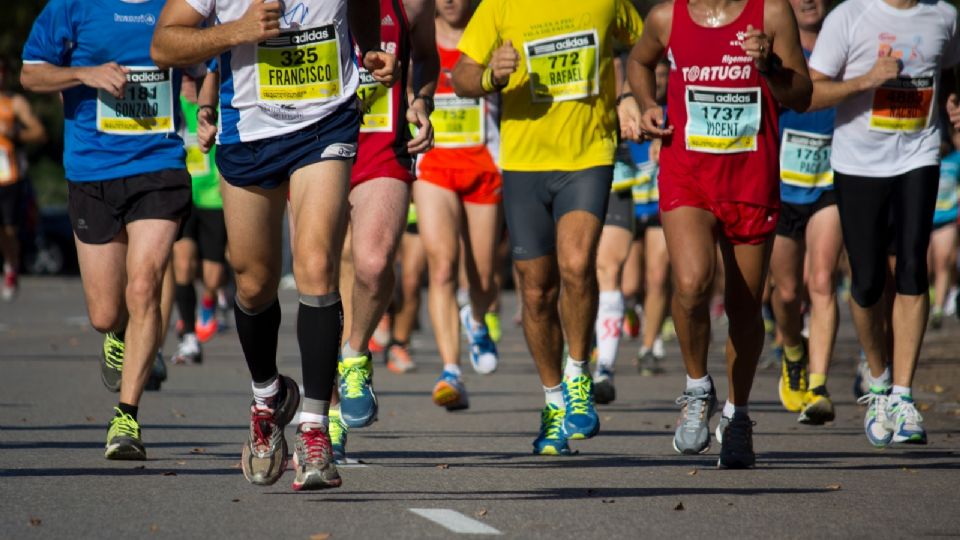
[184,0,358,144]
[809,0,960,177]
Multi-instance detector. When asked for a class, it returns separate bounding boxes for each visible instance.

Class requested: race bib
[183,133,211,177]
[869,76,934,133]
[357,70,392,132]
[431,94,484,148]
[256,25,342,103]
[524,30,599,103]
[96,68,174,135]
[684,86,761,154]
[780,129,833,188]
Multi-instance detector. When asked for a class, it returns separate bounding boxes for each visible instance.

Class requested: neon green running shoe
[105,408,145,460]
[484,312,502,343]
[100,332,124,393]
[338,354,378,428]
[532,404,571,455]
[329,408,348,463]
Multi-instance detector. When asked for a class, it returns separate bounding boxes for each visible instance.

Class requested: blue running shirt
[23,0,185,182]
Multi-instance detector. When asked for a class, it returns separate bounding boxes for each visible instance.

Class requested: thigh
[462,200,502,277]
[222,180,288,283]
[348,176,409,265]
[643,225,670,282]
[720,237,773,310]
[770,233,804,294]
[834,172,894,297]
[125,218,180,283]
[197,208,228,264]
[660,206,719,289]
[412,179,462,263]
[893,166,939,274]
[502,171,555,261]
[75,233,127,317]
[597,225,634,271]
[804,201,843,285]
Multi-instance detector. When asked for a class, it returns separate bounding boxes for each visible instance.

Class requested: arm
[196,68,220,154]
[11,95,46,145]
[21,62,129,98]
[350,0,399,86]
[626,3,673,137]
[452,43,518,98]
[807,54,900,111]
[403,0,439,154]
[742,0,810,111]
[614,55,641,142]
[152,0,280,69]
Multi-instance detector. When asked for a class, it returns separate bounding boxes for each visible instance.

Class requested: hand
[234,0,281,45]
[197,106,218,154]
[363,50,399,87]
[650,139,662,165]
[490,40,520,86]
[947,94,960,131]
[406,97,434,154]
[741,25,772,72]
[617,94,642,142]
[861,49,902,90]
[78,62,129,98]
[639,106,673,138]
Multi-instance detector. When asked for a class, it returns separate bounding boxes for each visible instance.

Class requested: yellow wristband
[481,68,496,93]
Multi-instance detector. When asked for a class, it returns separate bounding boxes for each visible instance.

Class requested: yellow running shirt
[458,0,642,172]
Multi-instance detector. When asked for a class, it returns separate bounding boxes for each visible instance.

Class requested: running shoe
[172,332,202,364]
[216,289,231,333]
[886,396,927,444]
[673,382,717,455]
[623,309,640,339]
[292,423,342,490]
[638,350,663,376]
[717,411,755,469]
[561,375,599,439]
[661,316,676,342]
[241,375,300,485]
[930,309,943,331]
[761,303,776,337]
[195,300,218,343]
[485,311,503,343]
[532,403,571,455]
[329,409,348,463]
[144,352,166,391]
[385,341,416,374]
[368,314,391,353]
[593,367,616,405]
[432,370,469,411]
[778,346,808,412]
[761,343,783,370]
[798,385,835,425]
[461,305,498,374]
[105,408,146,460]
[857,388,893,448]
[1,271,17,301]
[852,353,871,400]
[100,332,125,392]
[338,354,378,428]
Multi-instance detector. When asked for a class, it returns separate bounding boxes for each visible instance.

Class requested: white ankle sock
[722,400,747,418]
[543,384,564,407]
[252,377,280,408]
[563,357,586,379]
[685,374,711,392]
[299,412,328,427]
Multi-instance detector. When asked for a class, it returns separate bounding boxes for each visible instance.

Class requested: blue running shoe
[532,404,571,455]
[887,395,927,444]
[857,387,892,448]
[338,354,378,428]
[460,305,498,374]
[432,370,469,411]
[328,408,348,464]
[562,375,600,439]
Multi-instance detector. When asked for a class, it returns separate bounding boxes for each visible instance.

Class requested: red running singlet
[658,0,780,211]
[351,0,414,186]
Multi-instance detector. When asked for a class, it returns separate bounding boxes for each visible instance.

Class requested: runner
[0,59,46,302]
[170,70,229,364]
[333,0,437,441]
[454,0,644,455]
[768,0,842,425]
[807,0,960,446]
[384,203,426,374]
[22,0,193,460]
[628,0,812,468]
[928,128,960,330]
[152,0,398,489]
[414,0,502,411]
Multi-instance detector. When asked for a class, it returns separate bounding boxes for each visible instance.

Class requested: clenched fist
[490,40,520,87]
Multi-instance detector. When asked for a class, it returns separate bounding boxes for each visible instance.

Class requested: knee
[293,251,338,292]
[427,257,457,288]
[352,249,392,290]
[672,273,712,309]
[521,281,559,315]
[234,265,280,307]
[558,254,595,289]
[807,268,836,301]
[775,279,802,307]
[125,274,162,312]
[88,310,123,334]
[895,258,928,296]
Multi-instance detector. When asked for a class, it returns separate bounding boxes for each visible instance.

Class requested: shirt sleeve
[184,0,215,19]
[807,5,849,78]
[22,0,77,66]
[941,4,960,68]
[612,0,644,48]
[458,0,501,65]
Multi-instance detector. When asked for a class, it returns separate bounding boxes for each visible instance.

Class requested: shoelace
[328,416,345,446]
[340,363,369,398]
[541,407,564,440]
[785,360,805,391]
[893,400,924,426]
[300,428,332,463]
[250,408,276,448]
[104,334,125,369]
[565,376,592,415]
[723,417,755,449]
[675,394,706,431]
[111,411,139,438]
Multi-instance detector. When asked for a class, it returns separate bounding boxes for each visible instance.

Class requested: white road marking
[409,509,501,535]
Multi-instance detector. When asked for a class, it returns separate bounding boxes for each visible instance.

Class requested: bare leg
[556,211,604,362]
[642,226,670,351]
[804,206,843,377]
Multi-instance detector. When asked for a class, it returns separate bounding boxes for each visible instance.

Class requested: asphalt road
[1,277,959,539]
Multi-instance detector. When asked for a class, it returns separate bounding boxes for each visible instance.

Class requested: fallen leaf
[149,524,159,532]
[231,499,240,503]
[191,448,206,454]
[134,465,146,470]
[663,424,671,429]
[29,518,41,527]
[933,384,945,394]
[175,461,186,466]
[674,502,685,511]
[603,416,612,422]
[85,416,96,422]
[171,409,186,418]
[902,467,917,474]
[162,471,177,477]
[826,484,841,491]
[687,470,698,476]
[475,509,488,518]
[602,499,616,504]
[917,402,931,412]
[727,502,734,506]
[309,533,331,540]
[436,464,449,470]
